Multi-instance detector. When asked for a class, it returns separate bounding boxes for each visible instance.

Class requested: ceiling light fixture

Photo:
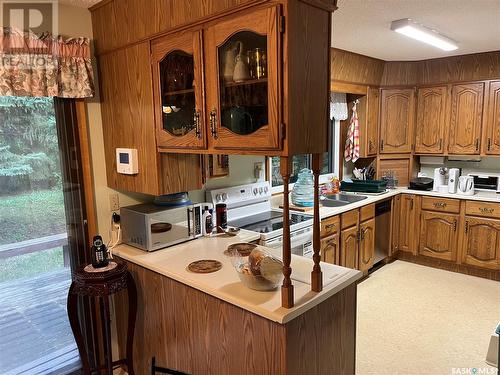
[390,18,458,51]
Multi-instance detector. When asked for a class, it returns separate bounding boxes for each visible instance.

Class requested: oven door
[263,227,313,258]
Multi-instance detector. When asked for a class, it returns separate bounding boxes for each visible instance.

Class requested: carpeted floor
[356,260,500,375]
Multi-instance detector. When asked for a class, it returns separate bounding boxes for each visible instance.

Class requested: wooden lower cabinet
[358,218,375,272]
[321,233,339,264]
[391,195,401,253]
[419,211,459,261]
[462,217,500,270]
[398,194,418,254]
[340,225,358,269]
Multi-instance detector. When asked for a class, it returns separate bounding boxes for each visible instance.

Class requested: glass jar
[291,168,314,207]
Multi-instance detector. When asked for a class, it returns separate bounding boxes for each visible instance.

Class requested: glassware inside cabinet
[217,31,268,136]
[159,50,197,137]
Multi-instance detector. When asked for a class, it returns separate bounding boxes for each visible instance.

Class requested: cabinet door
[359,218,375,272]
[321,233,339,265]
[391,195,401,254]
[379,88,415,153]
[364,88,379,156]
[204,6,281,151]
[462,217,500,270]
[419,211,458,261]
[415,86,447,154]
[341,225,358,269]
[485,80,500,155]
[152,30,206,150]
[448,83,484,154]
[399,194,417,254]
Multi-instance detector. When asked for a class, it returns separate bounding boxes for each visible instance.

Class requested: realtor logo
[1,0,58,35]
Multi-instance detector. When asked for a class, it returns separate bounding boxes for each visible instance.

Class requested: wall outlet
[254,162,264,180]
[109,193,120,211]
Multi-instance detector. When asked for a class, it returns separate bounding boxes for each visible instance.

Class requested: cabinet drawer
[421,197,460,213]
[360,204,375,222]
[465,201,500,219]
[341,209,359,230]
[321,215,340,238]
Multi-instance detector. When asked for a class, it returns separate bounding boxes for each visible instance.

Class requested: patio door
[0,97,95,374]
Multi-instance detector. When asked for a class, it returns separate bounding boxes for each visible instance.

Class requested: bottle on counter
[202,206,213,236]
[216,203,227,233]
[91,235,109,268]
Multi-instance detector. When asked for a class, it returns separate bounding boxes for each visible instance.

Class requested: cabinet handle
[380,139,384,151]
[475,138,480,151]
[433,202,447,209]
[479,207,494,214]
[410,198,414,210]
[487,138,492,151]
[325,223,336,230]
[194,110,201,139]
[439,138,443,150]
[453,219,457,232]
[210,109,218,139]
[464,221,469,234]
[368,140,374,152]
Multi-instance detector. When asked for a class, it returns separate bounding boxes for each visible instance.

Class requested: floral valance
[0,28,94,98]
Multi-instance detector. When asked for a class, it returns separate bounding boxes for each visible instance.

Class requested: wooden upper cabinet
[356,88,379,157]
[415,86,447,154]
[358,218,375,272]
[152,30,206,151]
[379,88,415,153]
[204,6,281,152]
[419,211,458,261]
[462,217,500,270]
[485,80,500,155]
[448,82,484,154]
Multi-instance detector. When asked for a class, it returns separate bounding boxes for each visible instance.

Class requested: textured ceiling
[332,0,500,61]
[59,0,100,8]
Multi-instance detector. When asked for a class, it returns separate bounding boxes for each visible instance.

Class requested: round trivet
[187,259,223,273]
[84,262,117,273]
[224,243,257,257]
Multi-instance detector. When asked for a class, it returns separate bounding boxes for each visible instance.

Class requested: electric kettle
[457,176,475,196]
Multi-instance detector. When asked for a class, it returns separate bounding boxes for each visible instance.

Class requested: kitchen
[0,0,499,374]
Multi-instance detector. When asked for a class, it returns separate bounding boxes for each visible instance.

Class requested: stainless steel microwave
[121,203,206,251]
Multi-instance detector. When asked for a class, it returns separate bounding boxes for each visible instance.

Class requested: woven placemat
[224,243,257,257]
[187,260,222,273]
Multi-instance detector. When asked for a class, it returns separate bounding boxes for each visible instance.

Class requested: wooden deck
[0,269,80,375]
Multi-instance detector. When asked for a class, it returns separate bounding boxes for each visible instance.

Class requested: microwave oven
[121,203,208,251]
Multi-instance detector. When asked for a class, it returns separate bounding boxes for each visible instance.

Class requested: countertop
[112,229,362,324]
[271,188,500,219]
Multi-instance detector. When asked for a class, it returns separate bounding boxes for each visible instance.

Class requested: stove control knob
[253,188,258,195]
[259,187,263,194]
[264,186,269,193]
[222,193,228,201]
[215,194,222,202]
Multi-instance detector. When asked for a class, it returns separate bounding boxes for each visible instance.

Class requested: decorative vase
[291,168,314,207]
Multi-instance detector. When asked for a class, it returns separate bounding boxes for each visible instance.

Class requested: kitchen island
[112,231,362,375]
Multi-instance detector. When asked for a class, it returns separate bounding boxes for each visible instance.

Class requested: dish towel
[344,102,360,163]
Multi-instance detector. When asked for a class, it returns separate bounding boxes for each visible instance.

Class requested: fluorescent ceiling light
[391,18,458,51]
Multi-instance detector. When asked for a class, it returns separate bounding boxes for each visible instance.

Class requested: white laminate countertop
[112,229,362,324]
[271,188,500,219]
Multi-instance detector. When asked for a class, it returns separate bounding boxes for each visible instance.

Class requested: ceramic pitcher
[232,42,250,82]
[222,42,240,82]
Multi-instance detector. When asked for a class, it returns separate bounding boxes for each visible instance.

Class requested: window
[269,120,338,192]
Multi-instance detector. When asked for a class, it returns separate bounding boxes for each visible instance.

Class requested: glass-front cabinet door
[204,6,281,151]
[152,30,206,150]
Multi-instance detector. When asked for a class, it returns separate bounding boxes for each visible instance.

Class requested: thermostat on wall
[116,148,138,175]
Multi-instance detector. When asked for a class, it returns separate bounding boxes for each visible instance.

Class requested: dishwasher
[374,200,391,265]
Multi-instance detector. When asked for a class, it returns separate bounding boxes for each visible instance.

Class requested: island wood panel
[330,48,385,86]
[379,88,415,153]
[415,86,448,154]
[419,211,459,261]
[448,83,484,155]
[485,80,500,154]
[98,42,203,195]
[285,0,331,156]
[90,0,264,54]
[114,259,357,375]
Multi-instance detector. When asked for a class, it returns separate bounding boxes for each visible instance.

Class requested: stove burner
[228,211,312,234]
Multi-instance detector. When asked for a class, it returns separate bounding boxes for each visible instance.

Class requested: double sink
[320,193,368,207]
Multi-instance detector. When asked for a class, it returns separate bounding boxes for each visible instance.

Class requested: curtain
[0,28,94,98]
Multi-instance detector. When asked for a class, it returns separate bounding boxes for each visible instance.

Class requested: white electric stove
[206,182,314,258]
